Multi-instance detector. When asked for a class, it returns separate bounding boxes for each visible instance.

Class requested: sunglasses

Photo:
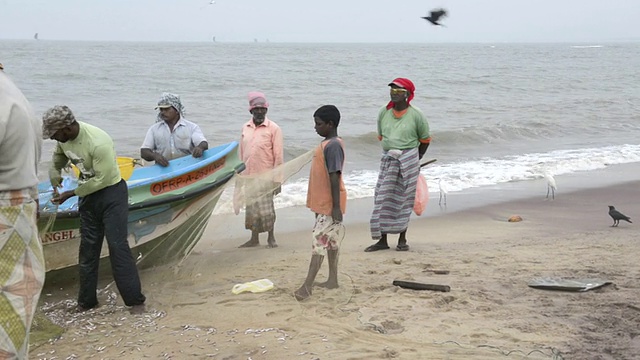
[390,88,408,94]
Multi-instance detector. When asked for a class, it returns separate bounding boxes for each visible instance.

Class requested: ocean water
[2,40,639,212]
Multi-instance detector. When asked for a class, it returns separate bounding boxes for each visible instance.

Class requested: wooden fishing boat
[37,141,244,272]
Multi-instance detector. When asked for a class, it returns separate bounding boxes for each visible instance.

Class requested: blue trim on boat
[126,141,239,187]
[39,141,244,220]
[48,162,244,219]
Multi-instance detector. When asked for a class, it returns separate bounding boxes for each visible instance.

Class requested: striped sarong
[370,148,420,240]
[0,188,45,359]
[245,192,276,233]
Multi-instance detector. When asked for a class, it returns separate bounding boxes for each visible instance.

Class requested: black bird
[608,205,632,227]
[422,8,448,26]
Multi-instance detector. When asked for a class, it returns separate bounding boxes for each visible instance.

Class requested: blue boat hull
[38,141,244,271]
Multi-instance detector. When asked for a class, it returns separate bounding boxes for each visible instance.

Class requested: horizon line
[2,38,639,45]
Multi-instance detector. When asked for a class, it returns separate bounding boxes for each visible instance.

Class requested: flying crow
[422,8,448,26]
[608,205,632,227]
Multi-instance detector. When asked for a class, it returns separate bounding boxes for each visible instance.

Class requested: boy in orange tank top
[294,105,347,301]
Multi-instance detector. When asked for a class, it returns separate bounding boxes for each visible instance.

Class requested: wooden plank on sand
[393,280,451,292]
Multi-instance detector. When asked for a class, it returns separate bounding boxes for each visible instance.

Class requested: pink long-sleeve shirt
[240,117,284,175]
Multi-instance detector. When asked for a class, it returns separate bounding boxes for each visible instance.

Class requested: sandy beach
[31,177,640,360]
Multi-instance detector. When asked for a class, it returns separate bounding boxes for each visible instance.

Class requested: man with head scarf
[140,92,208,167]
[43,106,146,311]
[365,78,431,252]
[0,65,45,359]
[237,91,284,248]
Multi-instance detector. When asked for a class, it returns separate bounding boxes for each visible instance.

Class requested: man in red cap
[365,78,431,252]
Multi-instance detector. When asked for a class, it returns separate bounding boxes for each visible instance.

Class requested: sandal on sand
[364,244,390,252]
[396,244,410,251]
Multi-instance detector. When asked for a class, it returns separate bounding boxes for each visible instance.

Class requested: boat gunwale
[126,141,239,188]
[40,163,245,220]
[38,141,242,220]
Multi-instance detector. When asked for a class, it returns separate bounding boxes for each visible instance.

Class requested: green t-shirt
[49,121,121,197]
[377,105,430,151]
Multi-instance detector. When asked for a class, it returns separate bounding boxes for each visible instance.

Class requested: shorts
[311,214,344,256]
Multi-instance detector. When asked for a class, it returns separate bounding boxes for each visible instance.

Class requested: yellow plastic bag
[231,279,274,294]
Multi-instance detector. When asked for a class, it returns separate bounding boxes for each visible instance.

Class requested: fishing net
[37,202,58,238]
[170,149,315,268]
[39,159,138,249]
[36,170,78,239]
[229,150,314,214]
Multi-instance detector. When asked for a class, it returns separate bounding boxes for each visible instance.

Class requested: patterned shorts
[311,214,344,256]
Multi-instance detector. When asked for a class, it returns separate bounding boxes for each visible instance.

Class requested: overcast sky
[1,0,639,43]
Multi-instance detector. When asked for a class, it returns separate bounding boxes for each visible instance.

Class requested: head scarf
[156,92,185,122]
[386,77,415,110]
[248,91,269,111]
[42,105,77,139]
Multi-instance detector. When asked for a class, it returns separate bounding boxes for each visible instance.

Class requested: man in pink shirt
[238,92,284,248]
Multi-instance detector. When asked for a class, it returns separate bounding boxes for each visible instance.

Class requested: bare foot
[315,281,339,289]
[239,239,259,248]
[129,304,146,315]
[74,303,98,313]
[294,285,312,301]
[267,235,278,248]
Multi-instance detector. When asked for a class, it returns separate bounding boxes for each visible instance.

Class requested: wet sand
[31,179,640,359]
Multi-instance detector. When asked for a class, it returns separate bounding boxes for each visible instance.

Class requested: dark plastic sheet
[528,278,612,292]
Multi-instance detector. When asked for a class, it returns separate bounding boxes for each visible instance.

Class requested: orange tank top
[306,138,347,216]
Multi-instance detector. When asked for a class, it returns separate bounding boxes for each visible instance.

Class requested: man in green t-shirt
[365,78,431,253]
[43,105,145,311]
